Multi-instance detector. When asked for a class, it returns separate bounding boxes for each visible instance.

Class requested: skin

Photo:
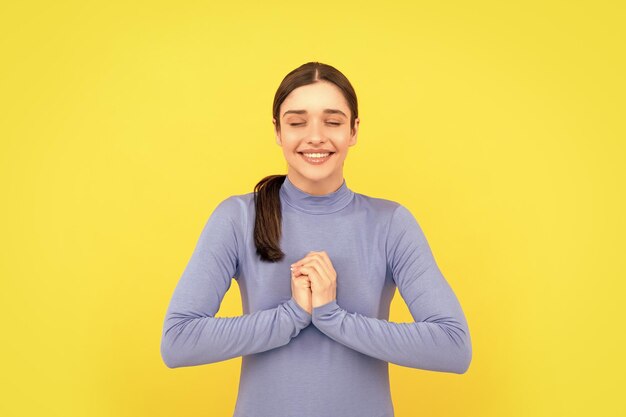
[273,80,360,314]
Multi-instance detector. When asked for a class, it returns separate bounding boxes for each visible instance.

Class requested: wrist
[312,295,336,309]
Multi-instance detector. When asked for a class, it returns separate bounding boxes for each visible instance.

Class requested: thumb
[295,274,311,288]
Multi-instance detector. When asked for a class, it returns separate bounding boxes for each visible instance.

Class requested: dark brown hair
[254,61,359,262]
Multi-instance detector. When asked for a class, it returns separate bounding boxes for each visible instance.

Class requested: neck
[279,174,355,215]
[286,171,344,195]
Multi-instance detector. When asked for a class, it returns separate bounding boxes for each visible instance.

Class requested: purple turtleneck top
[160,176,472,417]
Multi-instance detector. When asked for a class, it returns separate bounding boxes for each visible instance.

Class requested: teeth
[302,153,330,158]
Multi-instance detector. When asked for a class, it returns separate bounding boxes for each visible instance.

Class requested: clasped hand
[290,251,337,315]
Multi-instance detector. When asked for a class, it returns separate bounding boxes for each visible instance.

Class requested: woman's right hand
[290,266,312,315]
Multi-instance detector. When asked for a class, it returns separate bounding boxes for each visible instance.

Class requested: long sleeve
[160,197,312,369]
[311,204,472,374]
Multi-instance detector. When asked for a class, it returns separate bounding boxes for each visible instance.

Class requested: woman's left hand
[290,251,337,308]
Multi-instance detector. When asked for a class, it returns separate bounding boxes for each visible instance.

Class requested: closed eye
[289,122,342,127]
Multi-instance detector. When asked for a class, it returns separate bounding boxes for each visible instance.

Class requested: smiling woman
[271,72,359,200]
[160,61,472,417]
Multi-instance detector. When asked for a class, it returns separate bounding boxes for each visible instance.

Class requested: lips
[298,151,336,154]
[298,152,334,165]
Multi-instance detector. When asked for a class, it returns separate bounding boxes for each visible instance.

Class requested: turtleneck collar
[280,175,355,215]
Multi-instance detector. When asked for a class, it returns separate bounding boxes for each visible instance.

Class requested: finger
[292,266,312,285]
[294,253,332,278]
[294,275,311,288]
[303,257,334,288]
[317,251,337,277]
[310,254,333,278]
[302,258,332,286]
[291,265,307,278]
[297,265,324,290]
[292,251,325,269]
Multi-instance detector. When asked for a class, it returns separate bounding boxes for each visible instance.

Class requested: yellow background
[1,1,624,416]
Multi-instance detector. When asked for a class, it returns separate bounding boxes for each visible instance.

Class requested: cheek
[329,129,352,142]
[281,132,303,147]
[330,137,351,153]
[279,142,298,155]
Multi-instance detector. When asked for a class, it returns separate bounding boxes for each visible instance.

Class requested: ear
[273,118,282,146]
[349,117,359,146]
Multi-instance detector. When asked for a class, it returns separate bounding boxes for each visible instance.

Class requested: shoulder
[353,191,425,239]
[351,191,409,223]
[350,193,426,254]
[213,192,254,216]
[206,192,255,234]
[213,191,255,218]
[202,194,255,256]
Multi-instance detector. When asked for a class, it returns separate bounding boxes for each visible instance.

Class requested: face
[273,80,359,191]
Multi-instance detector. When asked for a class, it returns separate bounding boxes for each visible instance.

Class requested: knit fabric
[161,176,472,417]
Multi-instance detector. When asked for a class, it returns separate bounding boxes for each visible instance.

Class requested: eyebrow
[282,109,348,118]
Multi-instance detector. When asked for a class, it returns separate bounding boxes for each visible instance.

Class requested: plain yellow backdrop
[1,1,624,416]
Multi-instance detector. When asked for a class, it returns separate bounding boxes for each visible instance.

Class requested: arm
[160,197,311,368]
[311,204,472,374]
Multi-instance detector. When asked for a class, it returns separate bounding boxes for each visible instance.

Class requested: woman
[160,61,472,417]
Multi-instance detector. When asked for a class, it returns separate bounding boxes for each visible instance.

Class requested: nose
[307,119,326,143]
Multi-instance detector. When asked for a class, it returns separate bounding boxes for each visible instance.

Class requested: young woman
[161,61,472,417]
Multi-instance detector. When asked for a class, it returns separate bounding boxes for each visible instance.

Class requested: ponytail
[253,174,287,262]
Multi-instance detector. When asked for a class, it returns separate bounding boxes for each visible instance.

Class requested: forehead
[281,81,349,114]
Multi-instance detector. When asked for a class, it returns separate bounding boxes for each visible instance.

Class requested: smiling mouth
[298,152,335,164]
